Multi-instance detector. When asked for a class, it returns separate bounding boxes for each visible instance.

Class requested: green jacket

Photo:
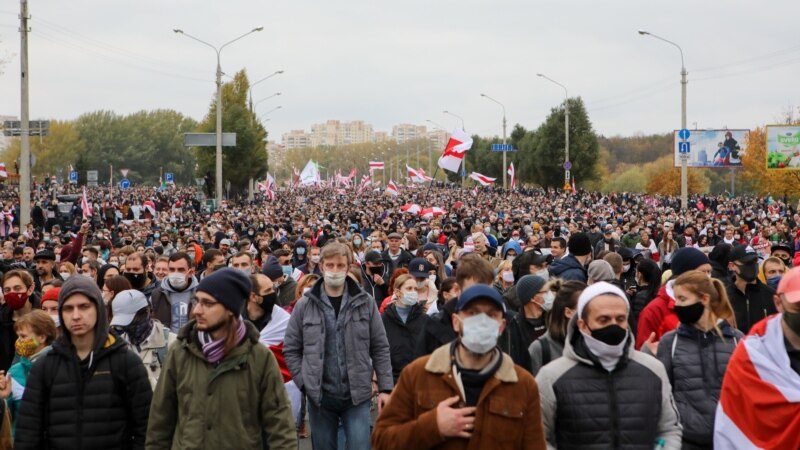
[145,319,296,450]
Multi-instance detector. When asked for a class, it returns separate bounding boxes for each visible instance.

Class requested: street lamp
[480,93,508,190]
[253,92,281,110]
[442,110,464,130]
[249,70,284,112]
[639,29,688,210]
[536,73,570,190]
[258,105,282,122]
[174,26,263,205]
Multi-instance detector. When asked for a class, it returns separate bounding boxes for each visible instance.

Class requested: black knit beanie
[196,268,252,314]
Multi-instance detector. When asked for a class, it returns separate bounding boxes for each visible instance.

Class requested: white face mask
[416,280,427,289]
[302,287,311,295]
[502,271,515,283]
[59,272,70,280]
[168,272,188,289]
[324,271,347,288]
[311,255,321,264]
[541,291,555,312]
[50,314,60,326]
[459,313,501,355]
[535,269,550,282]
[623,264,631,272]
[399,290,418,306]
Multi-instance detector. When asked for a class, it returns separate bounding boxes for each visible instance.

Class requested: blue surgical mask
[282,265,293,277]
[767,276,782,290]
[296,247,306,256]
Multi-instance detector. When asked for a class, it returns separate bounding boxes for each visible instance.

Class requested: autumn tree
[740,126,800,198]
[645,155,710,195]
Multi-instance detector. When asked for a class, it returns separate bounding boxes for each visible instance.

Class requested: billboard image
[766,125,800,169]
[673,129,748,168]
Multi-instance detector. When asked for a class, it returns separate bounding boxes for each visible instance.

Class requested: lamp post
[253,92,281,111]
[480,93,507,189]
[536,73,570,190]
[174,26,263,205]
[443,111,465,184]
[639,29,688,210]
[249,70,284,112]
[258,105,282,123]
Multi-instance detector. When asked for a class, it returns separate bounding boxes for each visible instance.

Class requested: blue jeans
[307,395,371,450]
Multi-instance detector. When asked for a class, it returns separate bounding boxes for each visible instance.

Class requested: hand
[373,274,384,286]
[0,372,11,399]
[643,332,659,355]
[376,392,390,415]
[80,222,90,234]
[436,396,476,439]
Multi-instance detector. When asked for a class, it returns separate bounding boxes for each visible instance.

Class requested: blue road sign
[460,168,467,177]
[491,143,515,152]
[119,178,131,190]
[678,141,691,154]
[678,128,690,140]
[69,171,78,183]
[165,172,174,183]
[563,161,572,170]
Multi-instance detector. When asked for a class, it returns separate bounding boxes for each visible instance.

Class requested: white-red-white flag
[369,161,385,170]
[469,172,496,186]
[571,177,577,194]
[407,165,432,183]
[438,128,473,173]
[0,163,8,178]
[507,162,516,189]
[143,200,157,217]
[385,180,399,196]
[420,207,446,219]
[357,174,371,193]
[401,203,421,214]
[266,173,276,200]
[81,187,93,219]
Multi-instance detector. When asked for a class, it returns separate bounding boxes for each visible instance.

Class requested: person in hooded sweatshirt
[14,275,152,450]
[549,233,592,283]
[149,252,200,334]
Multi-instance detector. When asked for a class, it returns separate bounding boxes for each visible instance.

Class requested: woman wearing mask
[528,280,585,375]
[381,274,432,383]
[758,256,786,291]
[658,230,679,270]
[629,259,662,336]
[57,262,76,280]
[647,270,743,450]
[513,275,557,356]
[101,275,132,321]
[408,258,438,313]
[0,310,57,438]
[96,264,120,291]
[350,234,367,264]
[493,260,516,296]
[0,270,39,372]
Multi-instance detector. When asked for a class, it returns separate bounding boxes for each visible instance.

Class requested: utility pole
[19,0,31,227]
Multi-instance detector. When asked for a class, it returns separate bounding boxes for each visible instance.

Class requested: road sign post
[119,178,131,190]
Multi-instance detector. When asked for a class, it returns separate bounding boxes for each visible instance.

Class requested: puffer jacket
[548,254,587,283]
[382,303,430,383]
[145,319,296,450]
[636,282,679,349]
[536,315,682,450]
[14,335,152,450]
[283,276,393,406]
[656,321,743,449]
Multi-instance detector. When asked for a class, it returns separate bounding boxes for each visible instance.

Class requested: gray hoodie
[57,275,109,352]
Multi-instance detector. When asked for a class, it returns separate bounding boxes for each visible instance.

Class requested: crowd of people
[0,180,798,449]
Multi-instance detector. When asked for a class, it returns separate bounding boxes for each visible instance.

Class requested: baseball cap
[603,224,614,234]
[777,267,800,304]
[729,245,758,264]
[109,290,149,327]
[408,257,434,278]
[455,284,506,312]
[34,249,56,261]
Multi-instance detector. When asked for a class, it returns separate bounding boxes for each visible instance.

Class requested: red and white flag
[714,315,800,449]
[81,187,93,219]
[143,200,157,217]
[470,186,478,197]
[357,174,371,193]
[266,173,276,201]
[437,128,473,173]
[420,207,446,219]
[571,177,577,194]
[401,203,421,214]
[407,165,432,183]
[385,180,399,196]
[0,163,7,178]
[369,161,385,170]
[292,166,300,187]
[469,172,496,186]
[507,162,516,189]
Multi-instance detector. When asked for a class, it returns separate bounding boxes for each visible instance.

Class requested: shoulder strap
[540,339,552,366]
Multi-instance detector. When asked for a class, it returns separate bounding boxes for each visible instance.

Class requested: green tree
[2,120,86,180]
[523,97,599,188]
[194,70,267,195]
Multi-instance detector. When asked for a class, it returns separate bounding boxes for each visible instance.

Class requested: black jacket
[548,254,588,283]
[382,303,431,383]
[381,249,413,277]
[656,321,743,449]
[362,262,390,307]
[501,311,533,372]
[725,277,777,334]
[415,299,457,357]
[15,335,152,450]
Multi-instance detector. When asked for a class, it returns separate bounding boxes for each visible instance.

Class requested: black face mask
[260,292,278,314]
[124,272,146,288]
[161,240,169,246]
[588,324,627,346]
[674,302,705,325]
[736,262,759,282]
[124,240,133,246]
[368,266,383,275]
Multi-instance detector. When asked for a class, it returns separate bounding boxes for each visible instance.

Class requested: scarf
[199,316,246,364]
[124,318,154,347]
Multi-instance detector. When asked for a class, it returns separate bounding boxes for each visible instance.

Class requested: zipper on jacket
[607,372,620,449]
[746,298,750,331]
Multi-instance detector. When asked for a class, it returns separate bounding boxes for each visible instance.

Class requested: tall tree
[194,70,267,195]
[2,120,86,180]
[740,126,800,198]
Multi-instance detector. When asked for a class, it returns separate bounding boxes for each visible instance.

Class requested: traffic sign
[119,178,131,190]
[86,170,99,187]
[678,141,691,154]
[563,161,572,170]
[491,143,515,152]
[120,168,129,178]
[69,171,78,184]
[165,172,174,184]
[678,128,690,140]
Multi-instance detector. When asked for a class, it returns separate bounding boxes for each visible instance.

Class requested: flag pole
[423,166,441,206]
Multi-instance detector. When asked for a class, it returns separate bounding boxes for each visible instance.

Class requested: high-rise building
[281,129,313,149]
[391,124,427,144]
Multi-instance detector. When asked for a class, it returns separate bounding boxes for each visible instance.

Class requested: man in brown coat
[372,284,546,450]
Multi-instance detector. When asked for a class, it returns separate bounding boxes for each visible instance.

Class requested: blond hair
[673,270,736,338]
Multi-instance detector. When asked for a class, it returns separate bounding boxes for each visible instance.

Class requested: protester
[146,268,296,449]
[382,274,431,382]
[372,284,547,449]
[0,270,38,371]
[536,282,682,449]
[549,232,592,282]
[726,244,778,333]
[528,280,585,375]
[149,252,199,333]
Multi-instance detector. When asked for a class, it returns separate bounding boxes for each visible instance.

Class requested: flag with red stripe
[438,128,472,173]
[385,180,399,196]
[507,162,516,190]
[81,187,93,219]
[714,314,800,449]
[469,172,496,186]
[369,161,384,170]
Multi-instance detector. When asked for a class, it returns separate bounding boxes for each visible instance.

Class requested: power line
[693,43,800,73]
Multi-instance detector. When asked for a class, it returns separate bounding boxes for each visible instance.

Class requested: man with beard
[123,252,157,300]
[32,249,62,293]
[771,242,794,268]
[372,284,546,449]
[726,245,778,334]
[146,269,296,449]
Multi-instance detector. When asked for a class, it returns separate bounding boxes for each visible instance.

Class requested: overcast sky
[1,0,797,142]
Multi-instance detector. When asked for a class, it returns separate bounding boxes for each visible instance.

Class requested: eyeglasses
[195,298,220,309]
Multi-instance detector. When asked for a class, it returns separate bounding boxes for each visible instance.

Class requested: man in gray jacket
[535,282,682,450]
[284,242,393,450]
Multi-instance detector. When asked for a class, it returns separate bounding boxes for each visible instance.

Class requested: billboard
[673,129,749,168]
[766,125,800,169]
